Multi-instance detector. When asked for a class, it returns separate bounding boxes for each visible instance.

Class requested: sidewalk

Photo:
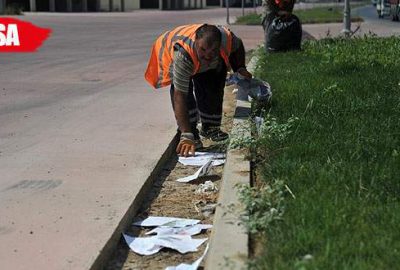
[303,21,400,38]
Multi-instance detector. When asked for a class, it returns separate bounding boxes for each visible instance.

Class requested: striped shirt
[172,33,242,93]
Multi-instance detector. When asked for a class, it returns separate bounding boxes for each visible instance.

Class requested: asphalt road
[0,7,247,270]
[355,3,400,25]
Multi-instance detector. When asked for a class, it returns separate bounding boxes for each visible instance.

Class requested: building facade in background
[0,0,208,12]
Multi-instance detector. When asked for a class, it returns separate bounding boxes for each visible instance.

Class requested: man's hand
[237,67,253,80]
[176,132,196,157]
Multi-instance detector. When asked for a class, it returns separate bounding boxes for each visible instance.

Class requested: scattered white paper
[124,233,207,255]
[146,224,213,236]
[194,180,218,194]
[133,216,200,228]
[123,233,162,256]
[179,152,226,167]
[165,244,209,270]
[154,235,207,254]
[177,158,213,183]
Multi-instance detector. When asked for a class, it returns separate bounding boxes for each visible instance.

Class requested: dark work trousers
[170,63,227,139]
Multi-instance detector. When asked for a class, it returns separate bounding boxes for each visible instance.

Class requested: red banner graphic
[0,17,51,53]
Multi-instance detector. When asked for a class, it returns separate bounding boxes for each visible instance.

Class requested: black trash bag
[264,13,302,53]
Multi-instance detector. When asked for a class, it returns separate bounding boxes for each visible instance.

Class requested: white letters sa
[0,24,20,46]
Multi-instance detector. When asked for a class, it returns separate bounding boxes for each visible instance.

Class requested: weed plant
[242,36,400,269]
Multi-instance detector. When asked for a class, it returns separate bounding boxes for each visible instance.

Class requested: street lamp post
[0,0,6,14]
[342,0,351,37]
[49,0,55,12]
[226,0,230,24]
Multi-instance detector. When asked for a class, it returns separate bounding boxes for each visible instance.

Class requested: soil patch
[106,84,237,270]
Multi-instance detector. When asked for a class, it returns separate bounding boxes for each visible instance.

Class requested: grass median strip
[296,6,364,24]
[235,5,364,25]
[240,36,400,269]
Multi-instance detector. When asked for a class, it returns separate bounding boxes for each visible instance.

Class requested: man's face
[195,38,220,66]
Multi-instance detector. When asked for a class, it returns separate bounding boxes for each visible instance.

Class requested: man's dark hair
[195,24,222,47]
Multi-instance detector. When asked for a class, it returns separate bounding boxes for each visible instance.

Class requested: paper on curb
[179,152,225,167]
[124,233,207,255]
[165,244,209,270]
[146,224,213,236]
[177,158,213,183]
[133,216,200,228]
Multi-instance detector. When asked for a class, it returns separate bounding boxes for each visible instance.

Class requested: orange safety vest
[144,24,233,89]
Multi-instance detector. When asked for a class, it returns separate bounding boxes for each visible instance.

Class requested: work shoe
[194,139,203,149]
[192,127,203,149]
[200,128,229,142]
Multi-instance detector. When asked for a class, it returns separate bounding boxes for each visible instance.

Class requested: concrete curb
[205,100,251,270]
[89,133,179,270]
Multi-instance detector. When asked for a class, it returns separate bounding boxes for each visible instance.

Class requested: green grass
[1,4,24,15]
[241,37,400,269]
[236,12,263,25]
[296,6,363,24]
[235,5,364,25]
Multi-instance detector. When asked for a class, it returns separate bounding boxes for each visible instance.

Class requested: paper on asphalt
[146,224,213,236]
[133,216,200,228]
[165,244,209,270]
[178,152,226,167]
[176,158,213,183]
[124,233,207,255]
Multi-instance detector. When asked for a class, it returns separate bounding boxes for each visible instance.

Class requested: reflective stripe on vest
[144,24,233,89]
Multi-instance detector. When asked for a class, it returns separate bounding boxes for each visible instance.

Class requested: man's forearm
[229,40,252,79]
[229,41,246,72]
[173,90,191,133]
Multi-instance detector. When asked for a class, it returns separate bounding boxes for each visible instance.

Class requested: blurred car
[222,0,254,7]
[389,0,400,20]
[377,0,391,18]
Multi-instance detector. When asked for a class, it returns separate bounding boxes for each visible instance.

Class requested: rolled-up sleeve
[173,49,195,93]
[231,33,243,52]
[229,33,246,72]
